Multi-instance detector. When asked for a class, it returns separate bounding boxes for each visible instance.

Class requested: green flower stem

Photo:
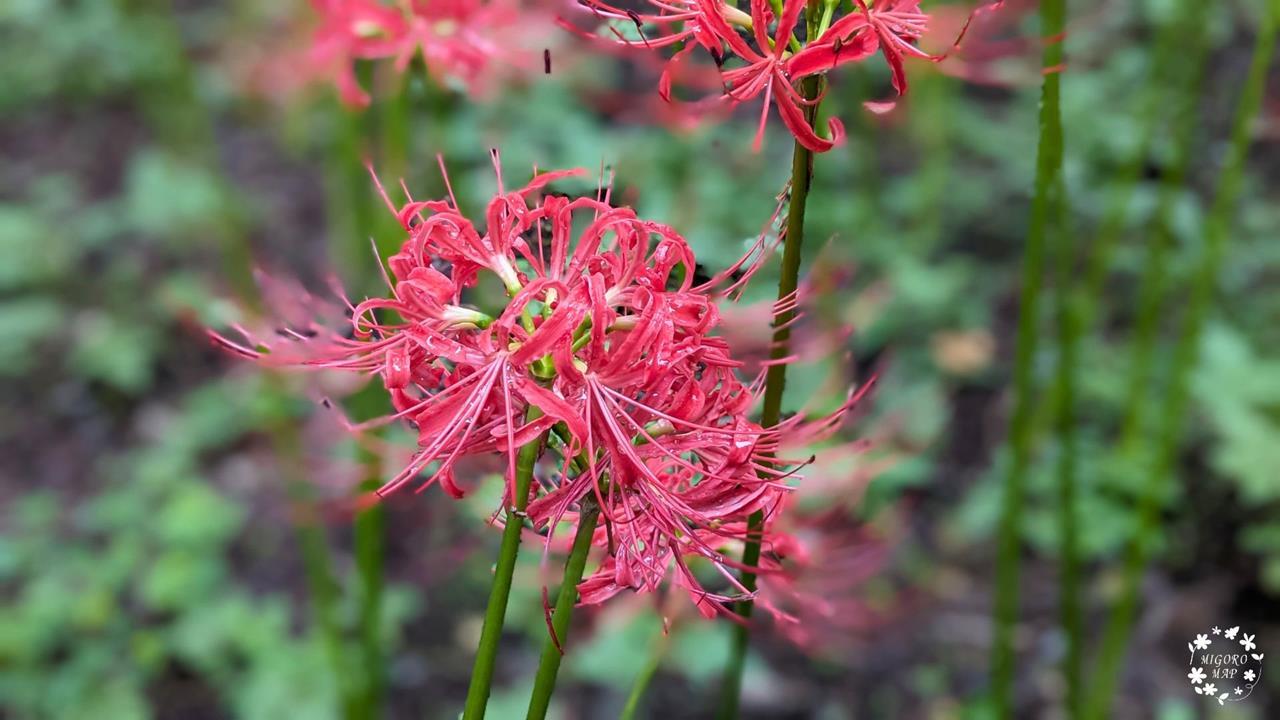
[379,67,412,198]
[338,62,408,719]
[354,474,385,720]
[1114,14,1211,454]
[138,1,353,712]
[295,504,361,720]
[989,0,1064,715]
[620,632,669,720]
[1086,2,1207,309]
[1085,9,1277,717]
[1029,0,1209,443]
[718,66,825,719]
[1048,153,1082,720]
[132,0,253,296]
[1028,9,1211,713]
[463,406,548,720]
[270,408,360,719]
[525,505,603,720]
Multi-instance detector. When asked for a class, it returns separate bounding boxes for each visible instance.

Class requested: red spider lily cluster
[308,0,547,106]
[567,0,996,152]
[212,159,863,615]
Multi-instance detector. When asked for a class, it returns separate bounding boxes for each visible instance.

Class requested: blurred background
[1,0,1278,718]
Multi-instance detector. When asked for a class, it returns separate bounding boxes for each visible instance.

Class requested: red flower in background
[307,0,549,106]
[211,154,868,615]
[308,0,409,106]
[567,0,1003,149]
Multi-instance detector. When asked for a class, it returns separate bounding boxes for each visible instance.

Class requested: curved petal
[771,77,844,153]
[786,32,879,77]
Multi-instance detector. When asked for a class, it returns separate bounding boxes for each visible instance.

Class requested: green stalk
[354,474,385,720]
[620,633,669,720]
[1028,0,1208,441]
[379,67,412,194]
[717,67,824,720]
[1080,0,1206,318]
[525,506,602,720]
[1114,9,1211,452]
[131,0,253,296]
[138,1,355,713]
[989,0,1064,714]
[296,509,361,719]
[272,411,360,719]
[1085,9,1277,717]
[1049,158,1082,720]
[348,64,420,720]
[331,64,391,719]
[463,406,548,720]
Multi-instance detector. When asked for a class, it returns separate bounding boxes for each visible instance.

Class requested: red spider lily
[925,0,1075,87]
[307,0,549,106]
[397,0,544,94]
[571,0,861,151]
[703,0,860,152]
[308,0,409,106]
[712,401,903,648]
[564,0,877,150]
[817,0,934,98]
[211,154,869,614]
[569,0,1005,149]
[755,506,889,648]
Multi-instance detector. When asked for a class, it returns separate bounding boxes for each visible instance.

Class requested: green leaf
[0,206,68,290]
[0,297,64,376]
[69,312,157,393]
[124,150,225,240]
[155,483,244,548]
[569,610,663,687]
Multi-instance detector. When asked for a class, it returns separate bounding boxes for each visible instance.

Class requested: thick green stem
[1042,18,1080,720]
[462,407,547,720]
[989,0,1064,715]
[1085,9,1277,717]
[718,70,824,720]
[525,506,602,720]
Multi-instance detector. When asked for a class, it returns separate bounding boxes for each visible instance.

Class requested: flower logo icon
[1187,623,1264,705]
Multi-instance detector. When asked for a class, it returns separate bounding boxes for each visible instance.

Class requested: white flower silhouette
[1193,634,1212,650]
[1235,687,1244,695]
[1225,626,1240,640]
[1244,669,1256,682]
[1212,626,1222,635]
[1202,683,1217,695]
[1239,633,1256,651]
[1188,667,1206,684]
